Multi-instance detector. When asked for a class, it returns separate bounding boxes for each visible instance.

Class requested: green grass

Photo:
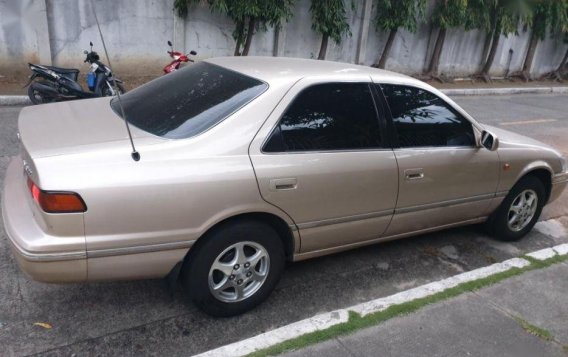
[246,253,568,357]
[513,316,554,341]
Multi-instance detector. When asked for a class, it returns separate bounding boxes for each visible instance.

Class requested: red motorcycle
[163,40,197,74]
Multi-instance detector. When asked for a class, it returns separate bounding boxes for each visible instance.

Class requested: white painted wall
[0,0,566,78]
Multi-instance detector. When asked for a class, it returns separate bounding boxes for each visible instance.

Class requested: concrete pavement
[282,262,568,357]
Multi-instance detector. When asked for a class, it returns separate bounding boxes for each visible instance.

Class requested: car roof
[205,56,420,86]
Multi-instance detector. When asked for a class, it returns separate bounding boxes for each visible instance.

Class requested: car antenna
[90,0,140,162]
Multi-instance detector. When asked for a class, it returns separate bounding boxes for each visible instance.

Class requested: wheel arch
[517,167,553,203]
[186,212,297,263]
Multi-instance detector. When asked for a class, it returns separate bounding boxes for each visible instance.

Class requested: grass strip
[513,316,554,341]
[246,254,567,357]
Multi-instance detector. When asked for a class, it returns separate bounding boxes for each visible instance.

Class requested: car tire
[28,81,57,105]
[181,219,285,317]
[487,176,545,241]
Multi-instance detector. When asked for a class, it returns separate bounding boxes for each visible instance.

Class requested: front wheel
[487,176,545,241]
[181,220,285,317]
[101,82,126,97]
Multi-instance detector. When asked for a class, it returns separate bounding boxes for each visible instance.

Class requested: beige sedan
[3,57,567,316]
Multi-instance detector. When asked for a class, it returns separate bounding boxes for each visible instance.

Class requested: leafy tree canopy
[310,0,352,44]
[374,0,427,33]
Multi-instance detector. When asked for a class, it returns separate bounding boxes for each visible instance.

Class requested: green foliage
[466,0,532,36]
[310,0,352,44]
[174,0,296,55]
[528,0,568,41]
[173,0,198,17]
[374,0,427,33]
[431,0,469,29]
[174,0,295,38]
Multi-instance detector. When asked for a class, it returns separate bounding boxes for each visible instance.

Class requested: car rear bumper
[1,157,87,282]
[549,171,568,204]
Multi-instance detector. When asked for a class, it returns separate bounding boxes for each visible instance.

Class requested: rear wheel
[27,81,57,105]
[487,176,545,241]
[181,220,285,317]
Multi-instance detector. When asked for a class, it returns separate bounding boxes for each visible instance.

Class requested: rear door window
[263,83,382,152]
[111,62,267,139]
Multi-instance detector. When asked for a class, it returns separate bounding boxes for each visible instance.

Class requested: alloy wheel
[507,189,538,232]
[208,241,270,303]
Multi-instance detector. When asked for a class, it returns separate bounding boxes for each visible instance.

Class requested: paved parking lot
[1,94,567,356]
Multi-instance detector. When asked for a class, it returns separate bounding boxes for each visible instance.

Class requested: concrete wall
[1,0,566,78]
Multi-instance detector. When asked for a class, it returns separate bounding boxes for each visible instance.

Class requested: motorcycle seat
[43,65,79,81]
[44,66,80,75]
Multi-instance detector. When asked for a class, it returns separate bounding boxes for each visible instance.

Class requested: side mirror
[167,40,173,47]
[189,50,197,55]
[481,130,499,151]
[89,41,93,47]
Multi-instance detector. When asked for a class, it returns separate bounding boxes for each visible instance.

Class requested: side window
[380,84,475,148]
[263,83,382,152]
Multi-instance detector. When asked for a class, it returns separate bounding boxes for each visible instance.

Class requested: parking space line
[499,119,557,126]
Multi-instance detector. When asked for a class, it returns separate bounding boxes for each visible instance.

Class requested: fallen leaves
[33,322,52,329]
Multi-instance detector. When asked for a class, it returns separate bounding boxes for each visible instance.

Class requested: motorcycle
[25,42,125,105]
[163,40,197,74]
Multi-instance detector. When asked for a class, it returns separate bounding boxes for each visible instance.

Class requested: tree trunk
[374,28,397,69]
[242,17,256,56]
[318,34,328,60]
[426,27,447,77]
[234,20,244,56]
[273,25,280,57]
[521,17,543,81]
[557,47,568,74]
[480,25,501,78]
[550,47,568,80]
[480,28,494,69]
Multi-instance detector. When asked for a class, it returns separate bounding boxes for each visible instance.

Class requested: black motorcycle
[25,42,125,105]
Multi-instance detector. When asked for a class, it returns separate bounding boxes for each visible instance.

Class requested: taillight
[26,177,87,213]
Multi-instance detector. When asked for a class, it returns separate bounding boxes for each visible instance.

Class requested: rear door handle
[269,178,298,191]
[404,169,424,181]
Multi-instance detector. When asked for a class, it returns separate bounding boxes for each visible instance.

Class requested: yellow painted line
[499,119,557,126]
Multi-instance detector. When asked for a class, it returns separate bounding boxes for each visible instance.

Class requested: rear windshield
[110,62,267,139]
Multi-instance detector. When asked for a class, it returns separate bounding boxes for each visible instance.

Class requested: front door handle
[405,169,424,181]
[269,178,298,191]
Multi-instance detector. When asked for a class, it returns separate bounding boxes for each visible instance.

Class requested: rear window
[110,62,267,139]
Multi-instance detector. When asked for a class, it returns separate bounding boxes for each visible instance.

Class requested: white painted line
[351,257,529,317]
[527,247,560,261]
[193,245,566,357]
[553,243,568,255]
[499,119,557,126]
[194,310,349,357]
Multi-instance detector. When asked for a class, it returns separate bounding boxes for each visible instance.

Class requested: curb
[194,242,568,357]
[440,86,568,96]
[1,87,567,106]
[0,95,31,106]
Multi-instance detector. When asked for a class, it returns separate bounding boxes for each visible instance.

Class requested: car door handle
[269,178,298,191]
[405,169,424,181]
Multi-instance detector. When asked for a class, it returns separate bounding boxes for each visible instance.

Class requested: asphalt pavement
[0,94,567,356]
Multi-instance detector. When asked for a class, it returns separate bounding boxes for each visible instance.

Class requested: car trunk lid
[18,97,160,159]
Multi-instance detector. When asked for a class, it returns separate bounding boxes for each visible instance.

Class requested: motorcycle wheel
[101,82,126,97]
[28,81,57,105]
